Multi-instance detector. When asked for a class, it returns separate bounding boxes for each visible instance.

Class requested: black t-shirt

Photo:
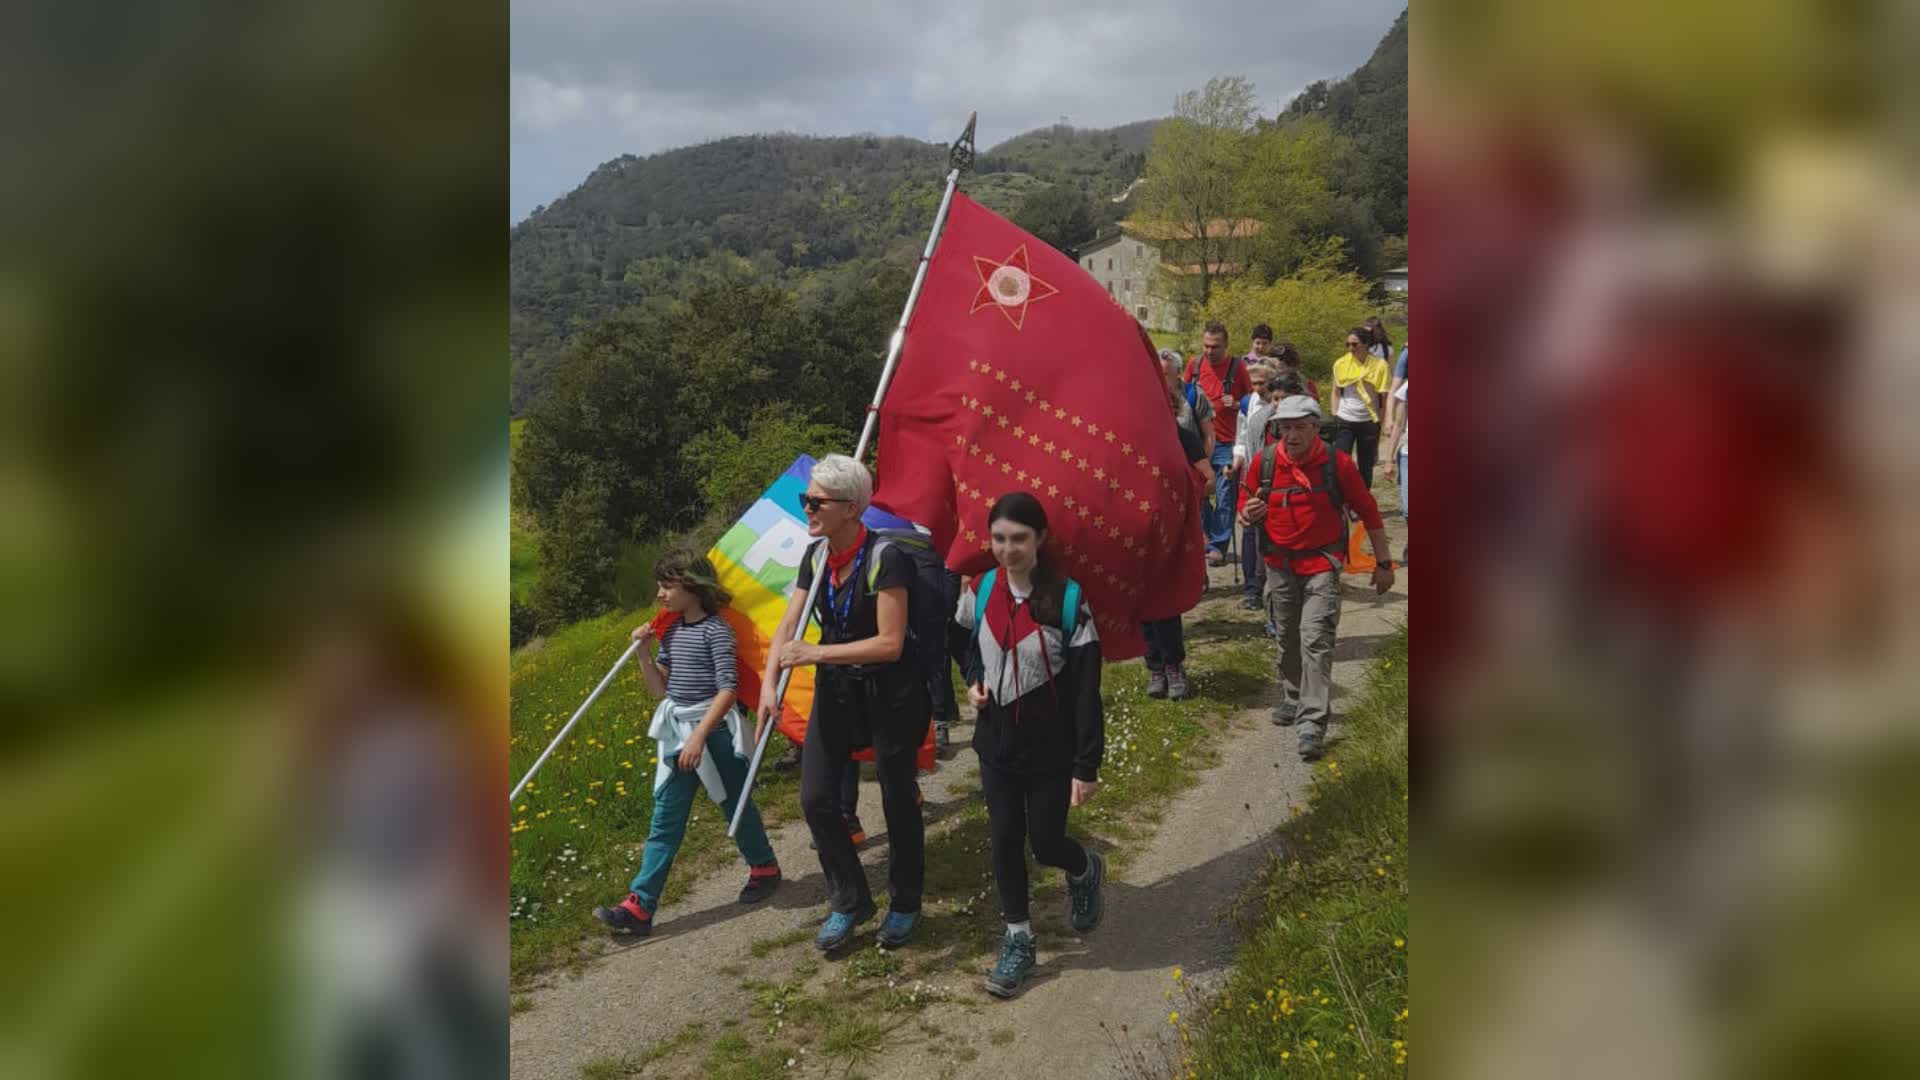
[795,536,928,743]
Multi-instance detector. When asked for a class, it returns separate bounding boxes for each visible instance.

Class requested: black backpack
[1249,444,1348,561]
[809,529,956,721]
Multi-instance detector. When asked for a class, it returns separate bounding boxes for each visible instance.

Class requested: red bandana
[826,525,868,582]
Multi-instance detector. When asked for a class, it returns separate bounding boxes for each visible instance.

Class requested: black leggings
[1333,419,1381,488]
[980,760,1089,923]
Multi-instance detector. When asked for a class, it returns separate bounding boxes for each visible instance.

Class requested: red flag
[873,193,1207,659]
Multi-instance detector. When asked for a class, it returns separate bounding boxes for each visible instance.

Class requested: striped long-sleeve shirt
[657,615,737,707]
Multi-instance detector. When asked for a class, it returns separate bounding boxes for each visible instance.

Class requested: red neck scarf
[826,524,868,582]
[984,571,1058,723]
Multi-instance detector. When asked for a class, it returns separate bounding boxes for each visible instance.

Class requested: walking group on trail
[590,315,1406,1000]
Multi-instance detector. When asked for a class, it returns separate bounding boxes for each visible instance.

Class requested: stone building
[1076,218,1264,333]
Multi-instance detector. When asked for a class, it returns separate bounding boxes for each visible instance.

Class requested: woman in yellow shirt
[1330,327,1392,487]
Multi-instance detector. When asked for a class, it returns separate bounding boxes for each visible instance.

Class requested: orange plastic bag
[1344,520,1376,574]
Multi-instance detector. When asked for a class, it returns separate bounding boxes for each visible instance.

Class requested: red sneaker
[592,893,653,937]
[739,863,783,905]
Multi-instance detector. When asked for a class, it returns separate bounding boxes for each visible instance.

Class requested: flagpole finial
[948,112,977,174]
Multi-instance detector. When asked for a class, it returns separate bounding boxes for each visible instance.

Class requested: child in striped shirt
[593,549,781,937]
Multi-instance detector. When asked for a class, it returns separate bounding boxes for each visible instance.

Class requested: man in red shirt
[1185,321,1254,565]
[1236,395,1395,760]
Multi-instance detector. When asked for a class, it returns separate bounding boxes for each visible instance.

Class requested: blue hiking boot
[814,899,877,952]
[876,909,920,949]
[1272,701,1297,727]
[984,930,1036,998]
[1067,849,1106,933]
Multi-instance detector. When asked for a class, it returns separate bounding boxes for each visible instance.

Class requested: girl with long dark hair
[955,492,1107,998]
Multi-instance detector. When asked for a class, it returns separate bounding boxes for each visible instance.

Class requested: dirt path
[511,510,1407,1080]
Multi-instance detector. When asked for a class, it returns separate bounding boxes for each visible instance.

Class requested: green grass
[509,606,805,984]
[748,928,812,958]
[578,1057,629,1080]
[1176,627,1408,1078]
[701,1033,792,1080]
[637,1021,708,1069]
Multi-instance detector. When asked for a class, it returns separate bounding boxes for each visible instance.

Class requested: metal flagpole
[510,640,641,804]
[730,112,977,836]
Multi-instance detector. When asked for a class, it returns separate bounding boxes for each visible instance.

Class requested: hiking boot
[738,863,782,905]
[935,721,954,758]
[1067,849,1106,933]
[592,893,653,938]
[1240,595,1262,611]
[1264,620,1277,639]
[1206,548,1227,567]
[814,899,878,952]
[773,742,802,771]
[1146,668,1168,699]
[984,930,1037,998]
[1166,666,1190,701]
[876,909,921,949]
[1298,731,1325,762]
[1272,701,1297,727]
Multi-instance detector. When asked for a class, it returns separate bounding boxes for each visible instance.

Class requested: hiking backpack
[1249,444,1348,561]
[809,529,956,720]
[1183,355,1245,413]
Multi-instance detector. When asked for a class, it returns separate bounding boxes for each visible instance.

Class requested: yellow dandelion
[1169,1011,1179,1024]
[1394,937,1405,948]
[1376,867,1387,877]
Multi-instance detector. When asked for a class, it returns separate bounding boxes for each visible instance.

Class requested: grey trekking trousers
[1264,563,1343,737]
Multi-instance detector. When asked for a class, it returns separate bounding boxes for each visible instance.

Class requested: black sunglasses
[797,493,849,513]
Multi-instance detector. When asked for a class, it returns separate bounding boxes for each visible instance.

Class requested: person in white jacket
[1231,363,1276,610]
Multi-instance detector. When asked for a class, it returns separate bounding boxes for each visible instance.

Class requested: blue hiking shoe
[1067,849,1106,933]
[876,909,920,949]
[984,930,1037,998]
[814,899,877,952]
[1298,731,1326,762]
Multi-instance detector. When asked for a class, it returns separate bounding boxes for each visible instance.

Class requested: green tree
[1012,183,1098,256]
[1195,240,1373,384]
[1238,117,1341,280]
[527,475,620,630]
[681,405,854,522]
[1137,76,1260,304]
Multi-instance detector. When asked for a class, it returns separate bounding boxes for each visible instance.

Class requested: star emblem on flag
[969,244,1059,330]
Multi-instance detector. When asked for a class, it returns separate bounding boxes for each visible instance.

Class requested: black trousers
[1140,616,1187,672]
[1332,419,1381,488]
[979,760,1088,924]
[800,687,926,915]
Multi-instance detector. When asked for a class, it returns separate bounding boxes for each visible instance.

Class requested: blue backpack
[973,569,1082,640]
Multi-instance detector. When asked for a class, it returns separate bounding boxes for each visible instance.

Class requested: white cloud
[509,0,1405,219]
[511,74,587,132]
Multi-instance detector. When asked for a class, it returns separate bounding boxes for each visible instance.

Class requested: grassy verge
[509,607,804,985]
[1168,627,1408,1078]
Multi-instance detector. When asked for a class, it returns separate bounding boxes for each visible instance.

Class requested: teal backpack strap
[1061,578,1081,640]
[974,569,996,628]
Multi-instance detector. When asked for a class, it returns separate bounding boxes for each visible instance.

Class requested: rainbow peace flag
[706,455,917,753]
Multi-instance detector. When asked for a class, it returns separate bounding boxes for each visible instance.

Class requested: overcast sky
[511,1,1405,222]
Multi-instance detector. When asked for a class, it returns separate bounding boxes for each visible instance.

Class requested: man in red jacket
[1236,395,1395,760]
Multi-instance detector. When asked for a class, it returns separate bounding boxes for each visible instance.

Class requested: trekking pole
[730,111,978,838]
[510,641,641,804]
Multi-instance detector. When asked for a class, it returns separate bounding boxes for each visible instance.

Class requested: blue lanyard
[822,543,867,634]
